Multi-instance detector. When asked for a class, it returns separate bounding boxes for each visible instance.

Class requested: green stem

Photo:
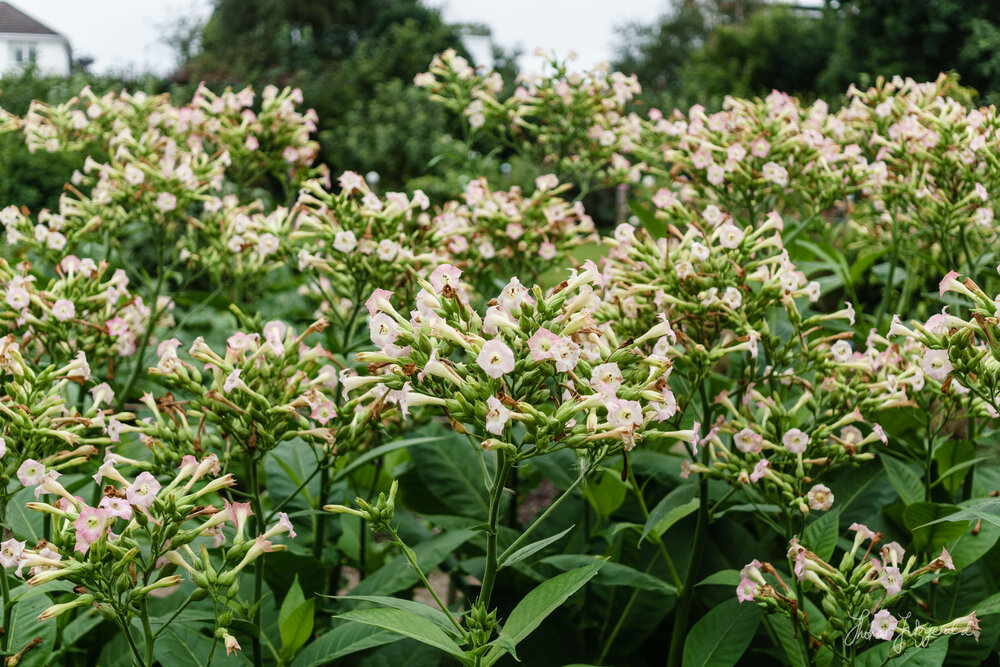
[0,564,9,653]
[627,468,682,590]
[391,529,465,635]
[497,455,599,566]
[119,616,144,667]
[477,452,513,610]
[597,557,658,664]
[666,380,713,667]
[140,599,154,667]
[116,259,166,409]
[152,591,197,639]
[245,456,265,667]
[313,466,330,562]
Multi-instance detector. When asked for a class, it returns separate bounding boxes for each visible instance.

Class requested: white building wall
[0,33,69,75]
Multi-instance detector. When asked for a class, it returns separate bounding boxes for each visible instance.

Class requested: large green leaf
[6,589,55,667]
[918,499,1000,528]
[336,608,468,661]
[482,559,606,666]
[350,529,474,597]
[333,436,441,482]
[335,595,459,636]
[408,439,489,518]
[640,483,699,545]
[583,468,627,519]
[802,510,840,562]
[946,499,1000,569]
[279,575,314,661]
[681,597,761,667]
[153,625,242,666]
[770,615,810,667]
[903,503,966,552]
[880,454,924,506]
[499,525,575,570]
[291,623,401,667]
[856,637,948,666]
[541,555,676,596]
[932,441,977,495]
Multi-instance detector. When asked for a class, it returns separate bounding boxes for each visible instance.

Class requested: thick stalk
[313,466,330,562]
[116,257,166,409]
[140,599,154,666]
[245,456,265,667]
[0,563,9,653]
[666,382,713,667]
[477,452,513,610]
[497,457,598,565]
[874,209,901,330]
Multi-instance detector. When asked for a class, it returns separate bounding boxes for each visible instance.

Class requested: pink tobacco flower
[126,472,161,509]
[476,339,515,379]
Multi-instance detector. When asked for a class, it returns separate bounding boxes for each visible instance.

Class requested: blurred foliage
[615,0,1000,111]
[178,0,469,191]
[0,66,163,212]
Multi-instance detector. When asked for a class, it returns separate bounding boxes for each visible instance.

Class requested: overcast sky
[18,0,667,75]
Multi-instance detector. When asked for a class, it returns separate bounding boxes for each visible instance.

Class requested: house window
[11,43,38,64]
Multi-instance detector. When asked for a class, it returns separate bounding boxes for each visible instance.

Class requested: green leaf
[500,525,575,570]
[880,454,924,506]
[932,441,977,495]
[291,623,402,666]
[903,503,966,552]
[336,608,467,660]
[770,615,809,667]
[333,436,440,482]
[681,597,761,667]
[408,439,489,518]
[279,575,315,660]
[153,625,239,666]
[350,529,474,597]
[803,510,840,562]
[541,555,676,595]
[640,483,699,545]
[696,569,740,587]
[583,468,627,519]
[856,637,949,666]
[946,499,1000,569]
[5,590,55,667]
[917,499,1000,528]
[482,559,606,666]
[334,595,459,636]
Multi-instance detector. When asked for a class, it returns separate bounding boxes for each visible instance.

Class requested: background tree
[177,0,470,190]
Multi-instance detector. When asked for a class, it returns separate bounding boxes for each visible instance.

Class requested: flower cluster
[418,48,645,186]
[0,255,173,369]
[11,453,293,658]
[738,532,979,660]
[348,265,690,456]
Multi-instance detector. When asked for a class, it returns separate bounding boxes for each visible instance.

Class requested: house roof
[0,2,64,38]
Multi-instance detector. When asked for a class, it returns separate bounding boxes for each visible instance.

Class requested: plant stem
[627,468,682,589]
[140,599,154,666]
[119,616,144,667]
[152,591,197,639]
[597,557,658,664]
[497,456,599,566]
[391,529,465,634]
[666,380,713,667]
[313,466,329,562]
[116,255,166,409]
[477,452,512,610]
[0,563,9,653]
[245,455,265,667]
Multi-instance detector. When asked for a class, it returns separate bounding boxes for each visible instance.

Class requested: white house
[0,2,70,76]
